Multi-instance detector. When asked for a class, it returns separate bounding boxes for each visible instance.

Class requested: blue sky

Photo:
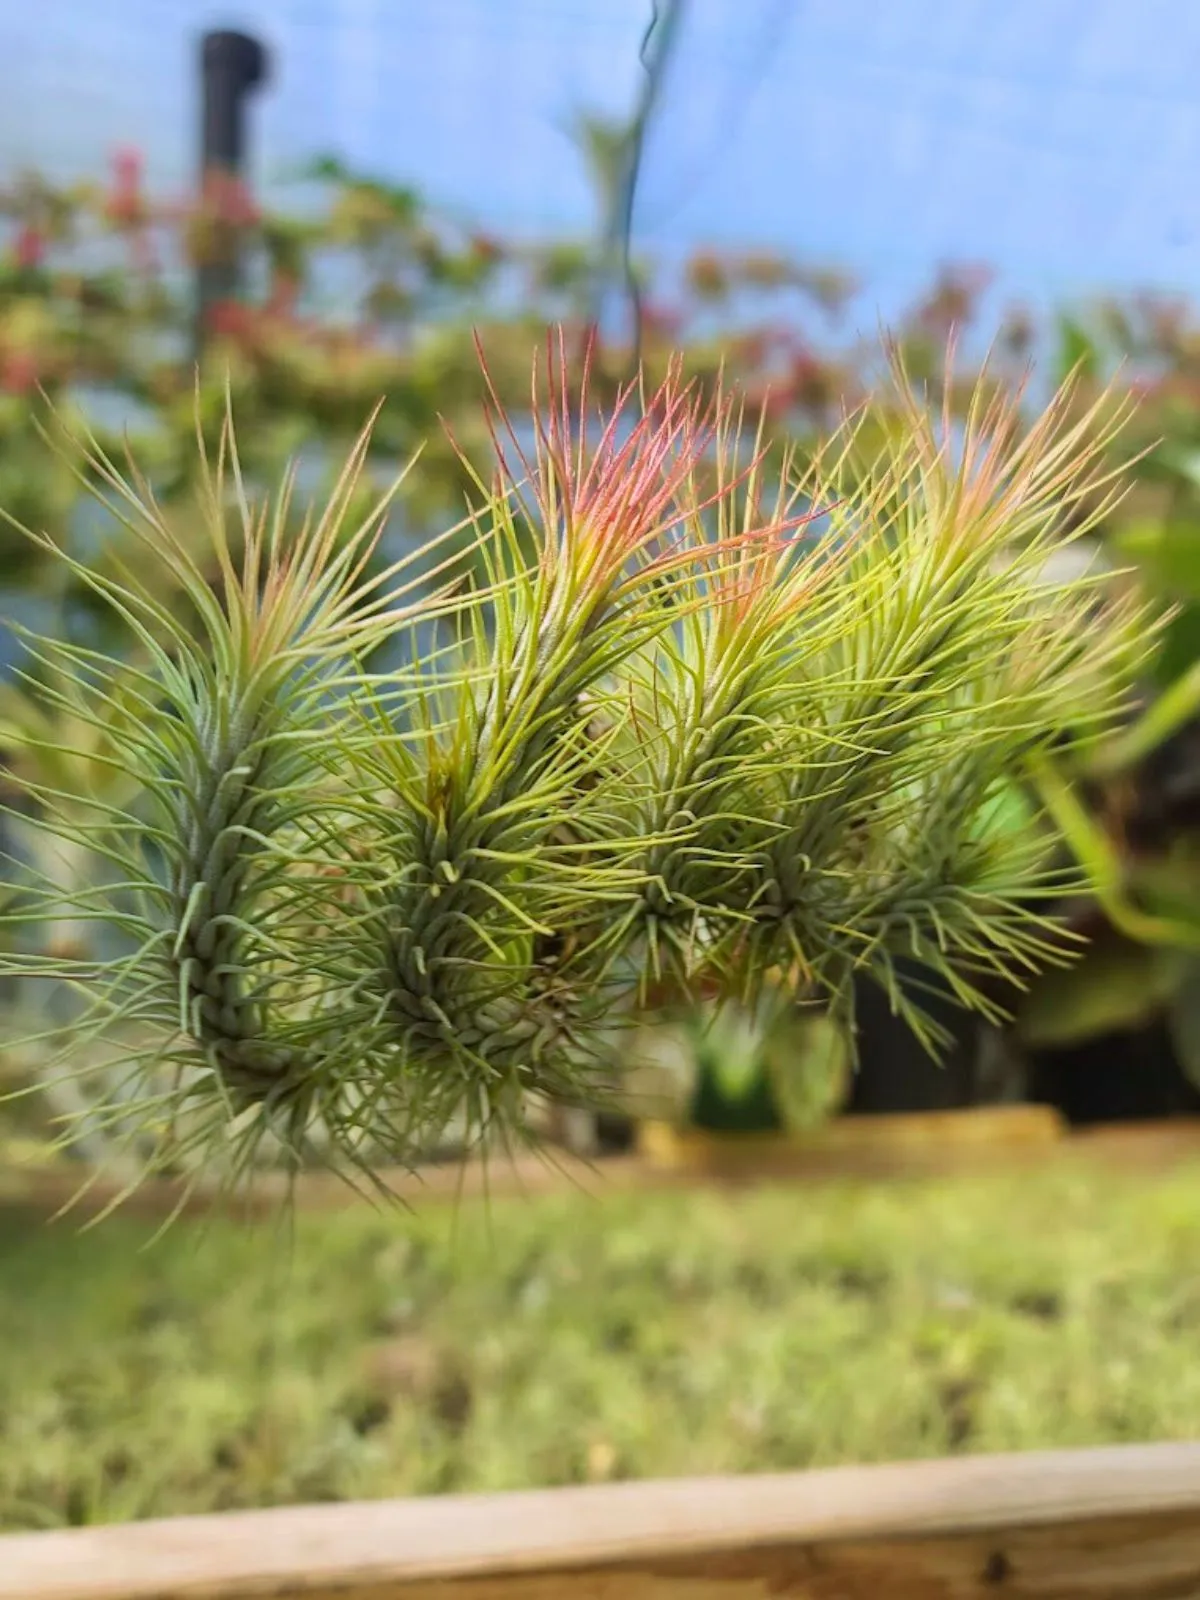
[5,0,1200,324]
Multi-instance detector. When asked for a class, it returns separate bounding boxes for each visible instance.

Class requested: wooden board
[3,1441,1200,1598]
[634,1103,1067,1174]
[5,1111,1200,1224]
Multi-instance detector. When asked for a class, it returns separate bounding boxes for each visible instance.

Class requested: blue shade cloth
[2,0,1199,314]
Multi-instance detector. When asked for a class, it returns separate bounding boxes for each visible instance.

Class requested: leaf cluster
[0,339,1146,1194]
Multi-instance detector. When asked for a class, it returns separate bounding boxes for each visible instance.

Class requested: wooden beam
[3,1441,1200,1598]
[4,1112,1200,1224]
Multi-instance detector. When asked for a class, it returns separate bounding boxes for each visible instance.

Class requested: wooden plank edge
[0,1149,656,1221]
[2,1441,1199,1599]
[5,1114,1200,1223]
[633,1103,1066,1170]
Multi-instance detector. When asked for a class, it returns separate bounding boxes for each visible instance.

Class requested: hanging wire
[588,0,688,375]
[631,0,794,234]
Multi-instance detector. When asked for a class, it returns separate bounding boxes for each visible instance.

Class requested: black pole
[195,28,268,354]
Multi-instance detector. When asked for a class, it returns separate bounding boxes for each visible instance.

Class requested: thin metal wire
[631,0,794,235]
[588,0,688,377]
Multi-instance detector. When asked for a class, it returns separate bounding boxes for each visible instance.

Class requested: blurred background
[11,0,1200,310]
[5,0,1200,1538]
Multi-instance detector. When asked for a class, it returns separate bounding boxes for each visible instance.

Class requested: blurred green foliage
[4,1158,1200,1527]
[0,151,868,604]
[1004,302,1200,1082]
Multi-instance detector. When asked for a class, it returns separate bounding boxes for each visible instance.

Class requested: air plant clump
[0,335,1148,1194]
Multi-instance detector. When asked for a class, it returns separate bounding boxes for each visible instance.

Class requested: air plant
[0,334,1148,1199]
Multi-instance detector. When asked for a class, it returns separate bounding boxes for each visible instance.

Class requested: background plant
[984,298,1200,1095]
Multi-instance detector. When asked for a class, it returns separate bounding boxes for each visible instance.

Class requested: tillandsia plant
[0,333,1149,1198]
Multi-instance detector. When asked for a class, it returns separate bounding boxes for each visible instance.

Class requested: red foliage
[734,331,770,370]
[197,168,260,229]
[468,231,504,265]
[1,351,41,394]
[105,147,145,226]
[686,250,729,300]
[915,264,994,334]
[787,345,835,412]
[12,224,45,271]
[743,379,796,422]
[737,251,792,291]
[639,300,684,343]
[206,299,260,344]
[102,147,160,273]
[266,271,300,318]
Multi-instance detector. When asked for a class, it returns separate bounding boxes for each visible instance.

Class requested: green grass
[3,1159,1200,1531]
